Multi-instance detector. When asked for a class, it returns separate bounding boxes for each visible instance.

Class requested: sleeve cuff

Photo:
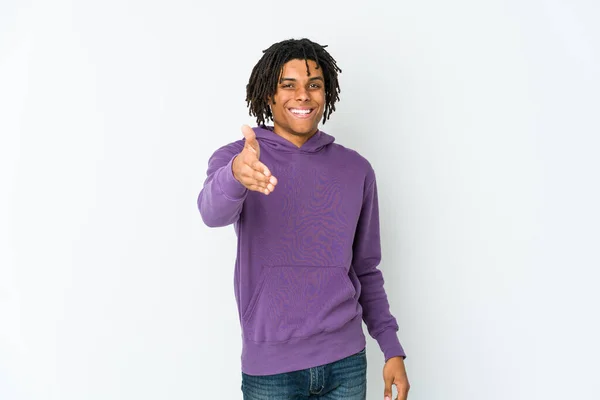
[375,329,407,361]
[217,154,247,200]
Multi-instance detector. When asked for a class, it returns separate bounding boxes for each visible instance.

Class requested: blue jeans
[241,347,367,400]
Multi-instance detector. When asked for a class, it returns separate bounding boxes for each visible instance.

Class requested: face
[269,59,325,143]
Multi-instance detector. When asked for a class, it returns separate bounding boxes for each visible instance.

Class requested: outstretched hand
[383,356,410,400]
[232,125,278,195]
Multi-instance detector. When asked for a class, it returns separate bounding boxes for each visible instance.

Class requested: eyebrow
[279,76,324,83]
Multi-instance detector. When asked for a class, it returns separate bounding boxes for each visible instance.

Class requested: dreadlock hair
[245,38,342,126]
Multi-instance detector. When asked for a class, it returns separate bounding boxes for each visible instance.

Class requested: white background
[1,0,599,399]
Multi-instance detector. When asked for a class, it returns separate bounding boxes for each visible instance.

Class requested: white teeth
[290,109,311,114]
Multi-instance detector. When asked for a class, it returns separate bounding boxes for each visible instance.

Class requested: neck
[272,126,318,148]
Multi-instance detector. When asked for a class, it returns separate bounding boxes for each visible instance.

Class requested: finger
[249,159,273,178]
[395,381,409,400]
[250,169,271,186]
[247,184,272,195]
[240,153,270,181]
[384,378,394,400]
[244,141,258,155]
[241,166,271,190]
[241,125,260,154]
[240,163,268,183]
[241,124,256,141]
[247,183,269,194]
[240,171,267,189]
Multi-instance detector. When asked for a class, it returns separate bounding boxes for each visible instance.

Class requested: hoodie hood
[253,125,335,153]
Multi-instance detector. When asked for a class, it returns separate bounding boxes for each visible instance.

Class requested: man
[197,38,410,400]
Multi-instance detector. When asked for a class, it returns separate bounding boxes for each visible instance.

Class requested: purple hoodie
[197,126,406,375]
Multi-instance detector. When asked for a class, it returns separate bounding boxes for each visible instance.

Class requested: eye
[281,84,294,89]
[309,83,322,89]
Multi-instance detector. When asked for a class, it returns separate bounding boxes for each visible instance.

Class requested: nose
[295,87,310,102]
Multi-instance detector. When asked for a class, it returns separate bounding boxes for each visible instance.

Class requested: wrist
[231,154,242,184]
[218,154,247,199]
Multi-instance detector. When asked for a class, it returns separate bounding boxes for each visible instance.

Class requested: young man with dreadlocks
[197,38,410,400]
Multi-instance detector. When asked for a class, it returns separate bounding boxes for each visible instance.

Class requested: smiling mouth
[288,108,315,119]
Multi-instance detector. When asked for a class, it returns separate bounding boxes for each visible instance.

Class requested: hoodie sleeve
[352,167,406,362]
[197,141,247,227]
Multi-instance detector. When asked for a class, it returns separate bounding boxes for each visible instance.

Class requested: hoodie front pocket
[242,265,360,343]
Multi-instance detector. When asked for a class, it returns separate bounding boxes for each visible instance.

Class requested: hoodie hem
[241,314,366,376]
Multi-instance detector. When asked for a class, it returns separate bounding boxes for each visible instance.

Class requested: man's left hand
[383,356,410,400]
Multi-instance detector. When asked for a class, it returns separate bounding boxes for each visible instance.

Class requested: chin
[289,122,319,136]
[293,128,317,137]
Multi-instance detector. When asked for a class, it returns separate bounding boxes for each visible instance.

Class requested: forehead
[279,58,323,78]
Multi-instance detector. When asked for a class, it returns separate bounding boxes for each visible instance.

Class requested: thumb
[384,376,394,400]
[241,124,259,154]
